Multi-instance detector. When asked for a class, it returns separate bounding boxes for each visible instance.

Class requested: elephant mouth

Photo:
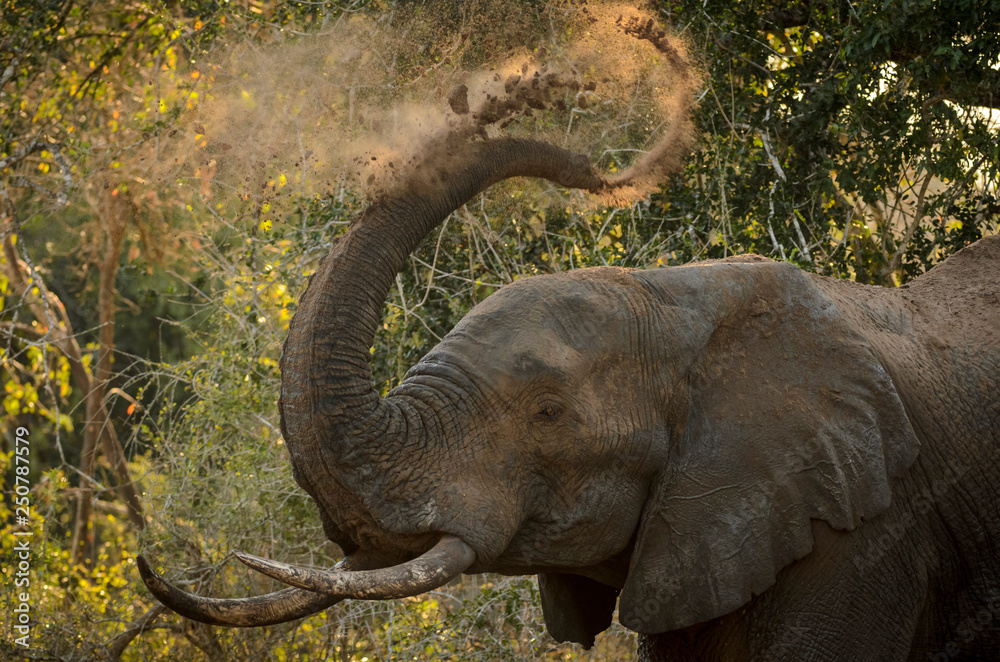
[137,534,476,627]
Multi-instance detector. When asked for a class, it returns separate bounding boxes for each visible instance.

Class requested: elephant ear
[618,260,920,634]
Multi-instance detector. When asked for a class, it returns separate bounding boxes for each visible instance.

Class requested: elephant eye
[536,403,560,419]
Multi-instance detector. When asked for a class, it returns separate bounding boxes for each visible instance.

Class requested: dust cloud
[178,0,700,217]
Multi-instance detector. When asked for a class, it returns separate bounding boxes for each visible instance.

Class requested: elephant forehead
[504,328,586,378]
[438,322,588,383]
[418,276,639,388]
[453,271,639,341]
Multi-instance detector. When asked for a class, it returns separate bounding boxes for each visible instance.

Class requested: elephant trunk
[279,138,607,489]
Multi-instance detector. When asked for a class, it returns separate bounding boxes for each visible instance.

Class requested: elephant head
[138,30,921,648]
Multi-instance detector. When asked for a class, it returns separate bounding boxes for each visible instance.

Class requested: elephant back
[901,235,1000,341]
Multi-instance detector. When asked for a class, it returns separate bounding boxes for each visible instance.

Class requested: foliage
[656,0,999,283]
[1,0,998,660]
[0,447,142,660]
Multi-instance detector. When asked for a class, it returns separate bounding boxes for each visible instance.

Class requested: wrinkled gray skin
[179,132,1000,660]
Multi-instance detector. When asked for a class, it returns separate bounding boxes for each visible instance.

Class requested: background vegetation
[1,0,997,659]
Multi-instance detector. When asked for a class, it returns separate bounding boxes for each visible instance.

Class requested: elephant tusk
[232,534,476,599]
[136,555,343,627]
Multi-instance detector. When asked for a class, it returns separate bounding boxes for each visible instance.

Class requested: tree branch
[882,167,935,280]
[60,488,131,518]
[0,50,25,92]
[0,320,46,342]
[0,139,45,171]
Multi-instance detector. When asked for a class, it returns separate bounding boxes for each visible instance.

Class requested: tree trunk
[70,185,132,563]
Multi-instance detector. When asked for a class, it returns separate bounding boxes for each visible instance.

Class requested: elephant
[138,56,1000,662]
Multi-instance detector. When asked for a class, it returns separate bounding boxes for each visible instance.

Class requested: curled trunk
[278,135,692,530]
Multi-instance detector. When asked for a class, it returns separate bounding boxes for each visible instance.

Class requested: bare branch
[0,55,21,91]
[50,144,74,205]
[0,320,45,342]
[882,168,935,279]
[0,139,45,171]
